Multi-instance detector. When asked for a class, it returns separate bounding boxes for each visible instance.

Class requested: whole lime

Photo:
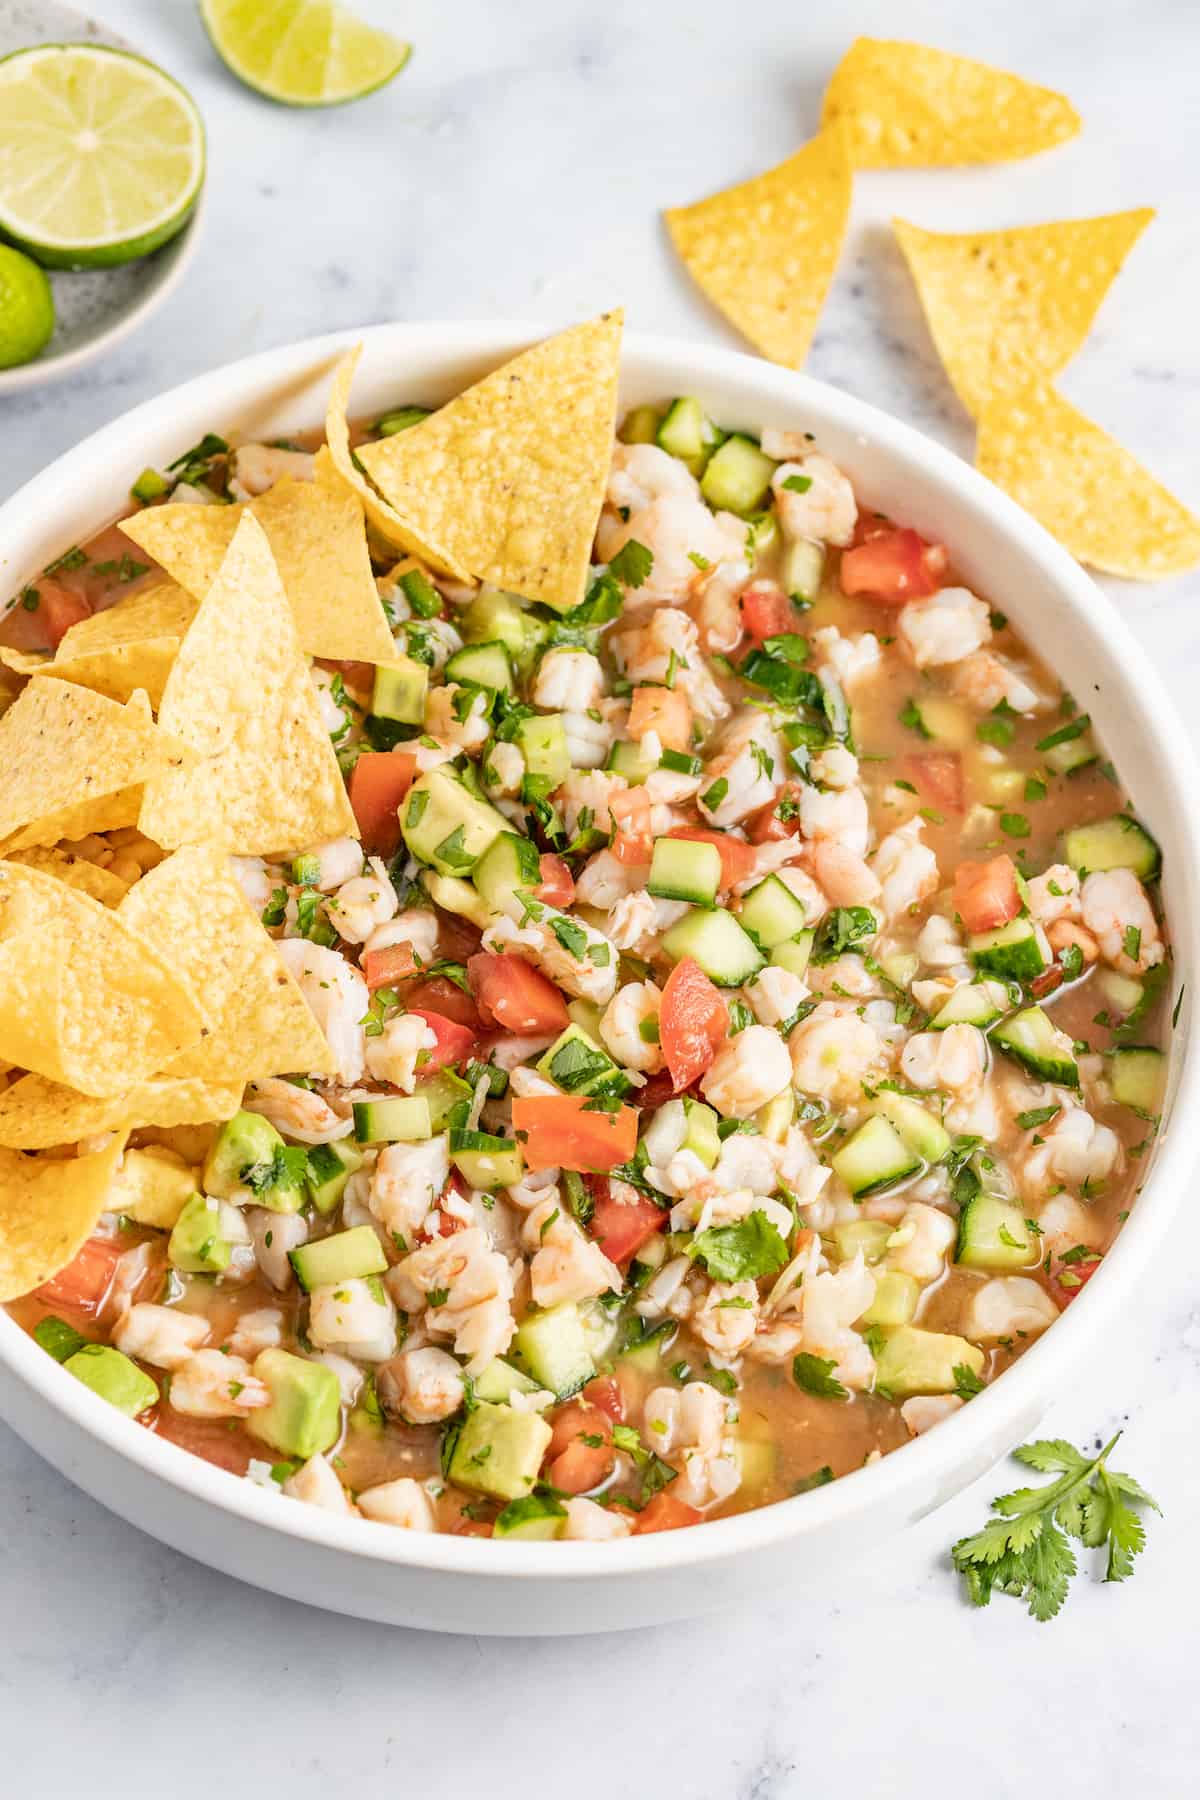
[0,245,55,369]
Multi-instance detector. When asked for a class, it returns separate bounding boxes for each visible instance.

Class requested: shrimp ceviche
[0,317,1173,1546]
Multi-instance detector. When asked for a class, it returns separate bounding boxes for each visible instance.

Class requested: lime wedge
[200,0,411,107]
[0,46,205,270]
[0,245,55,369]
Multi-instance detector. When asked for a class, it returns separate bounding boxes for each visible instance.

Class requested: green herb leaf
[689,1210,788,1281]
[608,539,654,590]
[792,1353,849,1401]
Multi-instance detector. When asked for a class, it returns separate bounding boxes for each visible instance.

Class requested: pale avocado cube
[168,1193,232,1274]
[107,1146,198,1230]
[681,1097,721,1169]
[860,1270,920,1327]
[402,767,509,876]
[492,1494,566,1540]
[872,1326,984,1399]
[247,1348,341,1459]
[462,586,546,669]
[64,1344,158,1417]
[446,1401,552,1502]
[202,1109,283,1200]
[512,1302,594,1398]
[473,1357,543,1405]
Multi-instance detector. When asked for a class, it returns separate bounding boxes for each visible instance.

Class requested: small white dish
[0,1,204,395]
[0,320,1196,1634]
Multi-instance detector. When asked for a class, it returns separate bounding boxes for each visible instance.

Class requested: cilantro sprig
[952,1433,1159,1621]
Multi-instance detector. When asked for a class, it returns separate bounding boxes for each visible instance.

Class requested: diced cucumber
[739,873,813,949]
[874,1089,950,1163]
[876,947,919,990]
[662,906,765,987]
[449,1128,524,1189]
[371,656,428,727]
[780,537,824,603]
[991,1006,1079,1088]
[512,1301,594,1399]
[659,748,702,776]
[1110,1045,1165,1117]
[474,1357,544,1405]
[536,1024,627,1096]
[648,837,721,906]
[930,982,1004,1030]
[1044,730,1098,775]
[305,1140,364,1216]
[968,917,1047,983]
[352,1095,432,1143]
[620,404,663,446]
[832,1219,892,1264]
[1096,968,1144,1017]
[872,1326,984,1399]
[493,1494,567,1540]
[859,1270,920,1328]
[445,640,513,693]
[656,395,721,474]
[955,1194,1037,1271]
[620,1318,678,1374]
[462,586,546,671]
[290,1226,387,1293]
[915,697,971,746]
[1063,813,1160,880]
[447,1402,552,1502]
[770,932,814,979]
[831,1115,922,1197]
[606,737,656,785]
[418,1067,474,1132]
[472,829,541,916]
[700,434,775,516]
[516,712,571,786]
[402,767,510,876]
[566,998,604,1039]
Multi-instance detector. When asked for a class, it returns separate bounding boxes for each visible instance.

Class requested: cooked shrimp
[243,1076,354,1145]
[564,1497,634,1540]
[170,1349,270,1417]
[283,1454,356,1515]
[357,1477,436,1530]
[871,817,938,920]
[533,648,604,711]
[692,1279,760,1355]
[952,650,1048,713]
[901,1395,964,1436]
[424,684,491,750]
[365,1013,438,1093]
[698,710,783,828]
[771,454,857,546]
[900,1024,988,1097]
[379,1346,465,1424]
[1020,1105,1122,1197]
[1080,869,1164,975]
[799,782,869,855]
[884,1203,957,1281]
[612,607,728,723]
[274,939,368,1084]
[700,1024,792,1119]
[113,1303,209,1370]
[1025,864,1081,926]
[966,1277,1058,1340]
[599,980,665,1073]
[790,1002,890,1103]
[642,1380,740,1510]
[364,907,439,963]
[746,964,810,1026]
[811,626,882,690]
[297,836,363,893]
[327,857,398,944]
[247,1208,308,1290]
[483,910,618,1006]
[809,839,882,907]
[229,443,315,497]
[389,1228,516,1374]
[898,588,991,668]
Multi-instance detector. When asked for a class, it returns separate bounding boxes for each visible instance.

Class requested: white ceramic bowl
[0,322,1196,1635]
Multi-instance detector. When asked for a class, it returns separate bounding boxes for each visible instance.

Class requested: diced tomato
[589,1177,667,1265]
[408,1006,477,1070]
[511,1095,639,1173]
[37,579,92,649]
[635,1491,702,1534]
[840,527,947,605]
[629,1069,680,1110]
[745,783,804,845]
[582,1375,625,1423]
[627,684,693,752]
[430,907,483,963]
[953,855,1021,934]
[35,1236,122,1316]
[468,952,569,1036]
[609,786,653,865]
[545,1400,615,1494]
[659,956,728,1093]
[905,751,964,814]
[740,581,799,643]
[535,853,575,908]
[402,974,485,1032]
[149,1407,255,1470]
[450,1514,494,1538]
[348,750,417,857]
[1051,1254,1103,1308]
[1029,963,1065,1000]
[363,943,417,990]
[666,826,756,891]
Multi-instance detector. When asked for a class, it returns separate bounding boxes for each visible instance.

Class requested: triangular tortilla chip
[120,479,395,664]
[0,1135,128,1301]
[0,678,191,852]
[4,845,129,907]
[0,861,205,1098]
[0,1074,243,1152]
[25,580,196,709]
[357,313,624,613]
[894,211,1154,416]
[665,133,851,369]
[119,845,336,1082]
[977,364,1200,579]
[138,513,358,854]
[821,38,1081,168]
[325,350,471,580]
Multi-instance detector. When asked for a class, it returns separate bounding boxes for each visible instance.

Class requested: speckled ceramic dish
[0,1,204,395]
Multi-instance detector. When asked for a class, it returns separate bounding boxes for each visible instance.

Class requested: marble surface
[2,0,1198,1791]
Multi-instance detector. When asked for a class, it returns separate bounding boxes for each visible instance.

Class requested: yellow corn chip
[138,513,358,854]
[0,1073,242,1152]
[665,132,851,369]
[894,211,1153,416]
[120,479,395,664]
[977,364,1200,579]
[23,581,196,709]
[0,678,191,853]
[821,38,1081,168]
[0,1134,128,1301]
[357,313,624,613]
[0,646,50,677]
[4,845,129,907]
[119,844,335,1082]
[325,351,471,580]
[0,861,206,1098]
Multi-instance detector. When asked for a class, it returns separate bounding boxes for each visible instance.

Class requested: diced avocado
[780,537,824,603]
[734,1436,778,1492]
[537,1023,627,1096]
[418,1066,474,1132]
[305,1140,364,1216]
[756,1087,794,1145]
[107,1146,198,1229]
[473,1357,543,1405]
[770,932,814,979]
[1095,969,1144,1017]
[247,1348,341,1459]
[968,917,1047,983]
[371,656,428,728]
[290,1226,387,1292]
[662,906,765,987]
[648,837,721,906]
[421,870,492,928]
[859,1270,920,1328]
[492,1493,567,1540]
[445,641,513,693]
[402,767,510,876]
[605,737,657,785]
[513,1301,595,1399]
[874,1089,951,1164]
[831,1115,921,1198]
[700,434,776,516]
[833,1219,893,1265]
[446,1401,553,1502]
[872,1326,984,1399]
[956,1194,1037,1271]
[63,1344,158,1417]
[567,997,603,1039]
[449,1128,524,1189]
[682,1096,721,1168]
[930,982,1004,1030]
[876,947,919,990]
[656,395,721,474]
[202,1109,284,1200]
[991,1006,1079,1087]
[352,1095,432,1144]
[516,712,571,786]
[168,1193,233,1274]
[739,872,814,949]
[1063,813,1160,880]
[1110,1045,1166,1117]
[473,830,541,917]
[620,403,663,446]
[462,586,546,671]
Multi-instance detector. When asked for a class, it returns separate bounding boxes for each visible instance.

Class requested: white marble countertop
[2,0,1198,1791]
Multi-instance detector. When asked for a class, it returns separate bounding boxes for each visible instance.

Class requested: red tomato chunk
[953,855,1021,933]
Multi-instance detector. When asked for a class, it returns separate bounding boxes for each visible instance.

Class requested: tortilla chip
[120,480,395,664]
[0,646,50,678]
[119,844,335,1082]
[138,513,358,854]
[821,38,1081,168]
[977,364,1200,579]
[894,211,1154,416]
[325,351,471,580]
[664,133,851,369]
[0,678,191,853]
[20,582,195,710]
[0,1135,128,1301]
[0,1074,243,1152]
[4,845,129,907]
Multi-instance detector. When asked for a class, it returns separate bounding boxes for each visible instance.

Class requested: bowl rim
[1,316,1197,1581]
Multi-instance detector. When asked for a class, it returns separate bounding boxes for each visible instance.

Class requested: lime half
[0,245,55,368]
[0,45,205,270]
[199,0,411,107]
